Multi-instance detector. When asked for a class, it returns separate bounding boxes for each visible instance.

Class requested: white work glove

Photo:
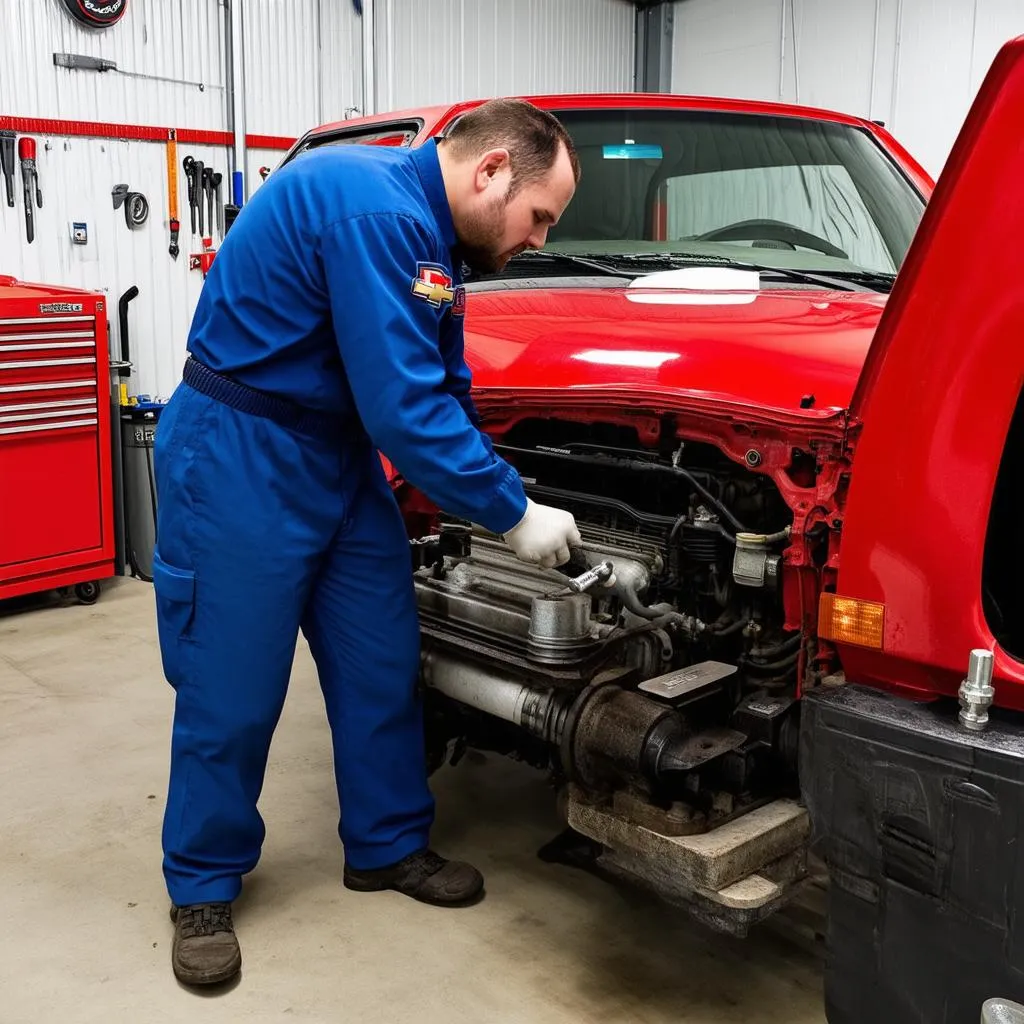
[503,499,582,569]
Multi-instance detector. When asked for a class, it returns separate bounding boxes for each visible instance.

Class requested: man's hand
[503,499,582,569]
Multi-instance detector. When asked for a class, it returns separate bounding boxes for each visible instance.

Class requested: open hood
[849,36,1024,423]
[463,281,887,422]
[825,35,1024,704]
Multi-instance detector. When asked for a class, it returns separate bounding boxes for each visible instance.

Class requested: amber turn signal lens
[818,593,885,649]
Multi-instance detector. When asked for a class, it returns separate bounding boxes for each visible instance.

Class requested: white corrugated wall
[243,0,364,194]
[671,0,1024,180]
[374,0,636,111]
[0,0,363,399]
[0,0,226,401]
[2,0,636,398]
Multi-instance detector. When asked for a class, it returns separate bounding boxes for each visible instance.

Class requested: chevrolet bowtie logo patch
[411,263,455,308]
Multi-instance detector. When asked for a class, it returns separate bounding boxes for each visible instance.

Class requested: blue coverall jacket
[151,138,528,906]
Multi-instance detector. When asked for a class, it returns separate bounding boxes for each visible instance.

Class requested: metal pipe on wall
[361,0,375,117]
[226,0,247,205]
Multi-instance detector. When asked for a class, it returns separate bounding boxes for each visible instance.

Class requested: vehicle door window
[290,120,423,159]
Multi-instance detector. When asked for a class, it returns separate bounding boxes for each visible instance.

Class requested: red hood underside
[463,285,887,418]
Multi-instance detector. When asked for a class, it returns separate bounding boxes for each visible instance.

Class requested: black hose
[525,481,677,531]
[495,442,750,533]
[747,632,802,660]
[670,516,737,546]
[707,616,749,637]
[618,584,666,621]
[117,285,138,380]
[665,464,748,533]
[740,650,800,675]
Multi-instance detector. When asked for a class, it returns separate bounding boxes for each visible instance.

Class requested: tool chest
[0,276,116,603]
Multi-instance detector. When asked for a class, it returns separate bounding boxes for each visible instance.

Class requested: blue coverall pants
[152,380,435,907]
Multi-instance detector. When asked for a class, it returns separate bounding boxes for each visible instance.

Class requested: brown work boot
[170,902,242,985]
[343,849,484,906]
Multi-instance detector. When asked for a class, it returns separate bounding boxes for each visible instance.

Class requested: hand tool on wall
[53,52,208,92]
[203,166,215,240]
[112,184,150,229]
[212,172,223,238]
[194,159,206,236]
[183,156,197,234]
[18,137,42,244]
[0,131,15,207]
[166,130,180,260]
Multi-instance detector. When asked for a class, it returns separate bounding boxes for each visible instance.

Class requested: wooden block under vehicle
[567,794,810,899]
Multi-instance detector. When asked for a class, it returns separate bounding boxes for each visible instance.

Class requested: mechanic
[152,98,583,987]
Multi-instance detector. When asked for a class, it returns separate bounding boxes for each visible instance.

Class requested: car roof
[305,92,881,141]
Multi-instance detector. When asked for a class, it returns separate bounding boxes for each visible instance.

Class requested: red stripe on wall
[246,133,297,151]
[0,116,296,151]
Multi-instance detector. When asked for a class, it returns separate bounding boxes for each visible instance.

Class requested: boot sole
[343,873,484,907]
[172,950,242,987]
[169,904,242,985]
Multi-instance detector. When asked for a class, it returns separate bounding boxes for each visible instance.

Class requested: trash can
[121,402,163,582]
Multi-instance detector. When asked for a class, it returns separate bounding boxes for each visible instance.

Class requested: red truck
[278,35,1024,1021]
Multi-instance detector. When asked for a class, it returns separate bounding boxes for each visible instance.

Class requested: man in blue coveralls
[152,99,583,985]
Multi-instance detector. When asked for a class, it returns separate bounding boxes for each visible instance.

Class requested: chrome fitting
[564,561,614,594]
[958,649,995,732]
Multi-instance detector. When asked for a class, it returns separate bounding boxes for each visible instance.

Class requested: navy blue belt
[182,355,345,440]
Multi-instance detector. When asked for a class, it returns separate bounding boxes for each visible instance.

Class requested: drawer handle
[0,316,94,326]
[0,332,96,342]
[0,357,96,369]
[0,417,97,436]
[0,378,97,394]
[1,341,96,352]
[2,398,98,412]
[0,405,98,423]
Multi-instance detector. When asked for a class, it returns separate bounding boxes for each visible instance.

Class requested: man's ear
[474,148,511,192]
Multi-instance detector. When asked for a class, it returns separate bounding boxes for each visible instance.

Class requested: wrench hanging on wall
[194,159,205,236]
[183,156,197,234]
[203,166,214,241]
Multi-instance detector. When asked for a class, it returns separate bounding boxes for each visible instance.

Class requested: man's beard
[456,195,512,275]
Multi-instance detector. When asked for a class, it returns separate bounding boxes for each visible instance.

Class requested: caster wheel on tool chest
[74,581,100,605]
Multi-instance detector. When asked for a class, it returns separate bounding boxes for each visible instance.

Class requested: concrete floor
[0,577,826,1024]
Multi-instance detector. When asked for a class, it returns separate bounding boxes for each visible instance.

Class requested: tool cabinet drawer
[0,284,115,593]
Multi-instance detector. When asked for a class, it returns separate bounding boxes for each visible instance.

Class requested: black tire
[74,581,100,605]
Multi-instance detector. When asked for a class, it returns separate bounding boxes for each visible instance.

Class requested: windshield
[524,108,925,283]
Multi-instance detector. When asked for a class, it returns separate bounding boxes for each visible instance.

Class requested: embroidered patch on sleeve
[451,285,466,317]
[411,263,455,309]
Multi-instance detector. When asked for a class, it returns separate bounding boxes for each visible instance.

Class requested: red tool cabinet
[0,275,116,603]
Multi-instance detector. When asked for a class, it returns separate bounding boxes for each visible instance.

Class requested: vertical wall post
[226,0,247,205]
[635,1,674,93]
[361,0,376,117]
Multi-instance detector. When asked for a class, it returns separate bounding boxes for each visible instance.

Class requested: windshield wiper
[655,252,869,292]
[566,250,898,293]
[493,249,896,293]
[504,250,632,278]
[814,269,897,292]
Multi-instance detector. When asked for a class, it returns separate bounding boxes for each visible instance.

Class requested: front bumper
[800,684,1024,1023]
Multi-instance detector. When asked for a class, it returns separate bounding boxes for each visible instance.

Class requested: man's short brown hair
[440,98,581,197]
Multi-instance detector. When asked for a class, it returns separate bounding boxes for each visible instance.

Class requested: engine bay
[403,417,816,928]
